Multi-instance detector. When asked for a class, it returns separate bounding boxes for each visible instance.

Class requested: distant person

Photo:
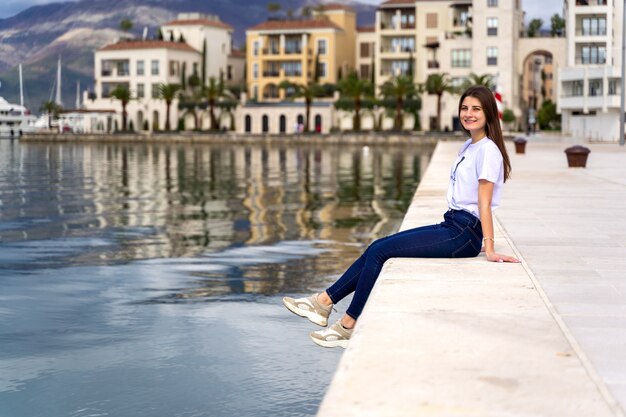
[283,85,520,348]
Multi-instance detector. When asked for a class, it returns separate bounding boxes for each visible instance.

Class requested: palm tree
[278,81,324,132]
[424,73,453,131]
[110,85,132,131]
[380,76,417,130]
[158,83,181,131]
[462,73,495,92]
[337,71,373,131]
[39,100,60,129]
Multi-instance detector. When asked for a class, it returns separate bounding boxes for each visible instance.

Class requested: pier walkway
[318,136,626,417]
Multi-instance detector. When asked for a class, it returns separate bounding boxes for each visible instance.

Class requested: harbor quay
[318,134,626,417]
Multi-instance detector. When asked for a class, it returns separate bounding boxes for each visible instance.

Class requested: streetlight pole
[620,0,625,145]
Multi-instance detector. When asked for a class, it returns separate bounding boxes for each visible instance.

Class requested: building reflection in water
[1,141,433,300]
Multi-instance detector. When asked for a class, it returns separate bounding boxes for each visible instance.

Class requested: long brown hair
[458,85,511,182]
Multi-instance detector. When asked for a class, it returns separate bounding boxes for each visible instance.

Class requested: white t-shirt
[446,137,504,218]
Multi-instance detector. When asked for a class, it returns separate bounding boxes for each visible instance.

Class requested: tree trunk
[122,103,127,131]
[209,101,216,130]
[395,97,403,130]
[165,102,171,131]
[436,94,442,131]
[305,98,311,132]
[354,97,361,131]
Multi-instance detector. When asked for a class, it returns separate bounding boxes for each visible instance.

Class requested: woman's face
[460,96,487,135]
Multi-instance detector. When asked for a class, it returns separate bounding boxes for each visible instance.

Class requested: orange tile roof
[318,3,355,12]
[380,0,415,6]
[357,25,375,32]
[99,40,199,53]
[229,50,246,58]
[248,19,342,31]
[163,19,233,30]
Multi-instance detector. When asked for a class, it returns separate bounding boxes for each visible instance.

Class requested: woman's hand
[486,251,520,263]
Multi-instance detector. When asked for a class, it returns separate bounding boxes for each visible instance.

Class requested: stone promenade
[317,135,626,417]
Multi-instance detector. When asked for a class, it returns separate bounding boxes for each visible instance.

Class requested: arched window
[297,114,304,124]
[279,115,286,133]
[262,114,269,133]
[245,115,252,133]
[314,114,322,133]
[152,110,159,131]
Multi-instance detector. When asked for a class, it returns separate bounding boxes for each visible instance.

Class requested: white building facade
[85,40,201,131]
[558,0,623,142]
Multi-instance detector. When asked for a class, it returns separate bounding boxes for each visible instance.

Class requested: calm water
[0,139,432,417]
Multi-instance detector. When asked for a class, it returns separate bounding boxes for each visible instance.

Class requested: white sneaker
[282,293,333,327]
[310,320,353,348]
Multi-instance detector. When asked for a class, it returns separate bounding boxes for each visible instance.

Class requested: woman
[283,85,520,348]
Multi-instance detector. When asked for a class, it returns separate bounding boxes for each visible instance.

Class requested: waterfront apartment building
[245,4,357,102]
[84,14,239,132]
[85,40,201,131]
[162,13,244,87]
[371,0,524,131]
[558,0,624,142]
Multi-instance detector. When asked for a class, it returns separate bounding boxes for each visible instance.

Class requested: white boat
[0,96,37,139]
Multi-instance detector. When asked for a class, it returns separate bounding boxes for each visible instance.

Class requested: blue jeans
[326,209,483,319]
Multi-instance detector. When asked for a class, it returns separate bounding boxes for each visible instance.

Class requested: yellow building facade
[246,5,356,102]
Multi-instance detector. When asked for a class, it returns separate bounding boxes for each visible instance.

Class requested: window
[451,49,471,67]
[487,47,498,65]
[281,61,302,76]
[392,37,415,52]
[117,60,129,76]
[401,13,415,29]
[151,60,159,76]
[360,64,370,79]
[152,83,160,98]
[360,42,370,58]
[137,83,145,99]
[137,60,144,76]
[488,0,497,6]
[609,79,618,95]
[169,61,178,77]
[581,16,607,36]
[253,41,259,56]
[101,60,113,76]
[285,37,302,54]
[580,45,606,64]
[588,79,602,96]
[227,65,233,81]
[318,39,327,55]
[487,18,498,36]
[253,63,258,79]
[317,61,327,78]
[252,85,258,100]
[426,13,438,29]
[391,60,409,76]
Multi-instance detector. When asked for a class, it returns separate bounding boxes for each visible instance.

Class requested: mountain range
[0,0,376,113]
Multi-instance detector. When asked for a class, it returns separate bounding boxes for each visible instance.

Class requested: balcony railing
[263,70,280,77]
[575,55,606,64]
[576,0,607,5]
[262,47,280,55]
[427,60,440,69]
[575,28,607,36]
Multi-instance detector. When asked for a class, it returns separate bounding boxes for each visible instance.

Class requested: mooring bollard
[513,137,527,154]
[564,145,591,168]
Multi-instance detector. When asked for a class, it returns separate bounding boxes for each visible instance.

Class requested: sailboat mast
[55,55,63,107]
[19,64,24,107]
[76,81,81,109]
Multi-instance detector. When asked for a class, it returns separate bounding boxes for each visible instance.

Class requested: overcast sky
[0,0,563,25]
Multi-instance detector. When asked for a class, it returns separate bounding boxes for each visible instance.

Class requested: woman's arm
[478,179,520,263]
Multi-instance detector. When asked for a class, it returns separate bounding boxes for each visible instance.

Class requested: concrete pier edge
[317,140,626,417]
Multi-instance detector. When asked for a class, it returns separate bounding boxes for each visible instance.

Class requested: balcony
[575,0,607,5]
[427,60,440,69]
[262,47,280,55]
[263,70,280,77]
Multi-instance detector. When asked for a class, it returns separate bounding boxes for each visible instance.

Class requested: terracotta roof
[229,50,246,58]
[318,3,355,12]
[163,19,233,30]
[357,25,375,32]
[99,40,199,53]
[248,19,342,31]
[380,0,415,6]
